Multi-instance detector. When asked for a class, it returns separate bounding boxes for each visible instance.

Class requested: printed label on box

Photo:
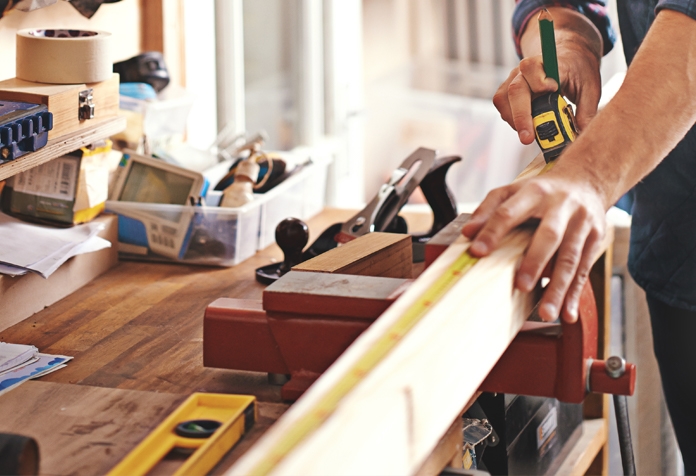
[14,157,78,201]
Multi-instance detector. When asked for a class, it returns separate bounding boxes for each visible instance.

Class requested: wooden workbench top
[0,208,433,474]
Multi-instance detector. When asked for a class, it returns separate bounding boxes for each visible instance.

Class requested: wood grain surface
[0,209,433,475]
[293,232,413,278]
[0,381,184,475]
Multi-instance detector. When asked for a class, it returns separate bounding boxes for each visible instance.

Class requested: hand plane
[255,148,461,284]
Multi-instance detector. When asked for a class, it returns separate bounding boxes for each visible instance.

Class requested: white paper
[0,212,111,278]
[0,353,73,397]
[0,343,37,373]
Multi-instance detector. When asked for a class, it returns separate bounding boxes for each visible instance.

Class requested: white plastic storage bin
[105,200,261,266]
[257,156,330,250]
[104,156,330,266]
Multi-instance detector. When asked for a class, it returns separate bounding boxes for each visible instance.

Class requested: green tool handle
[539,9,560,88]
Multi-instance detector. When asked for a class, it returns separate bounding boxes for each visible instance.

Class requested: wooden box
[0,73,120,139]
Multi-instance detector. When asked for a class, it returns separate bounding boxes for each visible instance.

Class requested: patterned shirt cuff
[512,0,616,58]
[656,0,696,22]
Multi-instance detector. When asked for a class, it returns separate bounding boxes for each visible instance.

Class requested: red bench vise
[424,214,636,403]
[203,271,411,401]
[204,215,635,404]
[479,280,635,403]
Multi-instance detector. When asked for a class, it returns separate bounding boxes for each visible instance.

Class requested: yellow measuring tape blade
[249,250,480,476]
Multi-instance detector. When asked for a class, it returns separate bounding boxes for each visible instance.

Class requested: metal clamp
[79,89,95,120]
[337,147,436,240]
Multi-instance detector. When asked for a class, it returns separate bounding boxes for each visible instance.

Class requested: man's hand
[467,7,606,323]
[465,8,696,323]
[493,7,604,144]
[462,173,605,323]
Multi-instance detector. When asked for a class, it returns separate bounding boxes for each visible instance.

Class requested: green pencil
[538,9,560,88]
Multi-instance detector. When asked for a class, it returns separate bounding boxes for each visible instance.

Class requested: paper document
[0,212,111,278]
[0,342,38,373]
[0,353,73,397]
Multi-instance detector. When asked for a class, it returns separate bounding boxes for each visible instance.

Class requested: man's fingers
[573,87,601,132]
[519,56,558,93]
[515,205,572,293]
[507,75,535,144]
[537,213,592,321]
[561,227,603,323]
[492,69,519,129]
[462,187,515,239]
[468,187,538,257]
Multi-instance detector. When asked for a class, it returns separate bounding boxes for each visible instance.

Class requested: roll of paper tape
[16,29,113,84]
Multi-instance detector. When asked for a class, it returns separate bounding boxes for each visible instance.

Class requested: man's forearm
[551,9,696,208]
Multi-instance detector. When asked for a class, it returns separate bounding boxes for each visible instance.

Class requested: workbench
[0,208,613,475]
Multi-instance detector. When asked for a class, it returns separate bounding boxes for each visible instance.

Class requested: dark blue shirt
[513,0,696,310]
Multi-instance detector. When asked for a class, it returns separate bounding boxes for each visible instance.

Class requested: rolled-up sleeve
[656,0,696,20]
[513,0,616,57]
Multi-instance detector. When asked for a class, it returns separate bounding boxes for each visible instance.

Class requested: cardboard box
[4,142,112,225]
[0,213,118,332]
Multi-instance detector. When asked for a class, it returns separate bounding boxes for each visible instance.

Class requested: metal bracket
[79,89,95,121]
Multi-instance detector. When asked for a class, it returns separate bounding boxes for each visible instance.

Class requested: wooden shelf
[0,115,126,182]
[556,419,608,476]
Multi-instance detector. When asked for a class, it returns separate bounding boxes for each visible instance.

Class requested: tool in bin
[532,9,578,164]
[255,149,461,284]
[0,101,53,164]
[108,393,256,476]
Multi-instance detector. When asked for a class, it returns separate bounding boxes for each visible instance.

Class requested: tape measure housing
[532,92,577,163]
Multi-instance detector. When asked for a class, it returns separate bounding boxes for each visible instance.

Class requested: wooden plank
[555,419,608,476]
[229,229,535,475]
[415,416,463,476]
[0,381,184,475]
[0,116,126,182]
[293,232,413,278]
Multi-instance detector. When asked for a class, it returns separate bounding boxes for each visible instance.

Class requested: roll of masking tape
[16,29,113,84]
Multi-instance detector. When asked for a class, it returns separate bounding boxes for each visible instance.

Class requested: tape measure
[532,92,577,163]
[248,249,480,475]
[533,9,578,164]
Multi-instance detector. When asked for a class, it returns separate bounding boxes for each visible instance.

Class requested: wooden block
[293,232,412,278]
[0,214,118,332]
[263,271,411,318]
[0,74,120,139]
